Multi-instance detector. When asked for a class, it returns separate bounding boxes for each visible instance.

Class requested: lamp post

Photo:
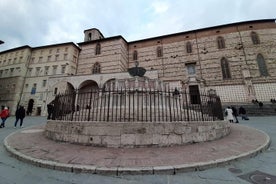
[0,40,4,45]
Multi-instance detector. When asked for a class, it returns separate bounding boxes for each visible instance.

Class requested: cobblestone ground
[0,116,276,184]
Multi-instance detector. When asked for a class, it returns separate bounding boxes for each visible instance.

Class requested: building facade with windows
[1,19,276,116]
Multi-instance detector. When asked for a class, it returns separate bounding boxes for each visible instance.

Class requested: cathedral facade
[1,19,276,116]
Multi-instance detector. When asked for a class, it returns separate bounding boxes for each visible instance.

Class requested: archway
[27,99,34,115]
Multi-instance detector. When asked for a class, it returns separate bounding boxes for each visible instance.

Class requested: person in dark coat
[231,106,239,123]
[47,103,54,119]
[14,106,26,128]
[239,106,249,120]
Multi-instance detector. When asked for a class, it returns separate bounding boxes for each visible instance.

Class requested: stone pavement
[3,116,271,175]
[1,116,276,184]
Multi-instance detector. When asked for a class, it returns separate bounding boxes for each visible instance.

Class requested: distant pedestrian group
[225,106,249,123]
[0,105,26,129]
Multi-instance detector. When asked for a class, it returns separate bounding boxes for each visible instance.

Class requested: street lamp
[0,40,4,45]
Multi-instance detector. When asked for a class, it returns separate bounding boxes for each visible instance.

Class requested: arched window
[157,46,163,57]
[257,54,268,76]
[95,43,101,55]
[186,41,192,53]
[217,36,225,49]
[92,62,101,74]
[133,50,138,61]
[88,33,92,41]
[221,57,231,79]
[251,32,260,45]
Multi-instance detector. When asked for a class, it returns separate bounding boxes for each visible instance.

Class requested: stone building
[0,43,80,115]
[1,19,276,116]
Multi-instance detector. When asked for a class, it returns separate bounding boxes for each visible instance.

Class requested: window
[10,68,14,76]
[221,57,231,79]
[64,54,68,60]
[257,54,268,76]
[73,56,77,63]
[42,80,47,87]
[92,62,101,74]
[186,42,192,53]
[186,63,196,75]
[25,84,28,88]
[61,65,66,74]
[251,32,260,45]
[56,48,60,53]
[65,47,68,52]
[13,58,17,64]
[31,57,35,63]
[157,46,163,57]
[28,68,33,76]
[31,83,37,94]
[54,87,58,95]
[49,49,52,54]
[217,36,225,49]
[39,93,43,100]
[88,33,92,41]
[16,67,21,73]
[55,55,59,61]
[48,55,51,61]
[44,66,49,75]
[38,57,43,62]
[0,70,3,77]
[95,43,101,55]
[133,50,138,61]
[52,65,57,75]
[35,67,41,76]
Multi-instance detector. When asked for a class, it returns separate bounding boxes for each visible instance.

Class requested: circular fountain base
[44,120,230,148]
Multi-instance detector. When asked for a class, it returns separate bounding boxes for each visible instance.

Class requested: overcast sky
[0,0,275,52]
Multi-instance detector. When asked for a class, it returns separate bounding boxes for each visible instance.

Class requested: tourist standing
[225,106,234,123]
[0,107,10,128]
[14,106,26,128]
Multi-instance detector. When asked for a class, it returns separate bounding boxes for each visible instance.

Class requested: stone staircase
[222,102,276,116]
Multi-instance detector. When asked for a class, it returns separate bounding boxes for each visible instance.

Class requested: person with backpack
[0,106,10,128]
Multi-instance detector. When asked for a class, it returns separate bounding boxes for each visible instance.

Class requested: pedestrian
[225,106,234,123]
[0,106,10,128]
[47,103,54,120]
[231,106,239,123]
[14,106,26,128]
[239,106,249,120]
[258,101,263,108]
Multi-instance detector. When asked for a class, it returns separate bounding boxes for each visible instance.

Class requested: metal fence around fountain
[51,88,224,122]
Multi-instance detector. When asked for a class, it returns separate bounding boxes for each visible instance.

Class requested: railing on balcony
[51,88,224,122]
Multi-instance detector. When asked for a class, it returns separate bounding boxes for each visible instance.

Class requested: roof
[32,42,80,50]
[129,19,276,44]
[0,45,32,54]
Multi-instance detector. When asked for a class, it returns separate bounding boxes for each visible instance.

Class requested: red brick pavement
[4,124,270,175]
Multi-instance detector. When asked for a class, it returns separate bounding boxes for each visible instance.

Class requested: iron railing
[52,88,224,122]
